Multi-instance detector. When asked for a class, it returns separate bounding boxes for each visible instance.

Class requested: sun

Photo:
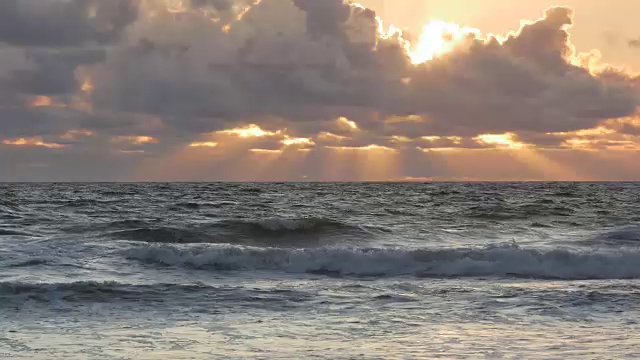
[409,20,480,64]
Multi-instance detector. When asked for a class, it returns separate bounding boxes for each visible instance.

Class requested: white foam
[126,243,640,280]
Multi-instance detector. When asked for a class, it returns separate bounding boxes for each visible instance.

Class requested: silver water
[1,183,640,358]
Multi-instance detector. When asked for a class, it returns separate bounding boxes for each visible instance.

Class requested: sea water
[1,183,639,358]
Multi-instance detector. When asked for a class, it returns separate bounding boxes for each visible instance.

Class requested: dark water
[1,183,640,358]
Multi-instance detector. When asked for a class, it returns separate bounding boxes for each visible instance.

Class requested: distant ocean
[1,182,640,358]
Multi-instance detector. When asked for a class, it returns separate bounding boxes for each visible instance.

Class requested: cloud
[83,2,638,139]
[6,48,106,95]
[630,38,640,48]
[2,0,640,181]
[0,0,138,47]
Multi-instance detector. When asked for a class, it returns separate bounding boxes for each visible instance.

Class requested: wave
[126,243,640,280]
[577,226,640,247]
[214,217,368,234]
[0,229,34,237]
[107,217,376,246]
[464,203,576,221]
[0,281,313,305]
[0,281,206,299]
[109,227,210,244]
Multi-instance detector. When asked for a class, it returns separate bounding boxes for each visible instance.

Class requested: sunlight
[390,136,413,143]
[189,141,219,148]
[281,137,315,147]
[164,0,188,13]
[474,133,527,150]
[111,136,159,145]
[81,77,94,95]
[222,0,262,33]
[418,147,460,153]
[508,148,586,181]
[409,20,480,64]
[336,117,359,131]
[423,136,463,144]
[28,96,66,108]
[317,132,350,142]
[326,145,396,152]
[2,137,66,149]
[250,149,283,154]
[218,124,281,138]
[322,145,399,181]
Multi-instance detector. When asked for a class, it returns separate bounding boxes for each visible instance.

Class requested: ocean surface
[1,182,640,359]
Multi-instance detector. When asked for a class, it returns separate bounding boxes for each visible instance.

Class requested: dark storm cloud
[6,49,105,95]
[0,0,138,47]
[0,106,157,140]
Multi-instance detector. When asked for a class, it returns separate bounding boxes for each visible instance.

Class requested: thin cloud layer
[1,0,639,181]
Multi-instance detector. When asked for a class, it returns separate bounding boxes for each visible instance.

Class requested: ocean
[1,182,640,359]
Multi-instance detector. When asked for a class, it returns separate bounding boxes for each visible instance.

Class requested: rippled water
[1,183,640,359]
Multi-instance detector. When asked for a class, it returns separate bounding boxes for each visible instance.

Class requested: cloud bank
[1,0,639,181]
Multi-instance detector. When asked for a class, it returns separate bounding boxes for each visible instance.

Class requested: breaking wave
[126,244,640,280]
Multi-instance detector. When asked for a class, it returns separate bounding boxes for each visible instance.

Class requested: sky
[0,0,639,182]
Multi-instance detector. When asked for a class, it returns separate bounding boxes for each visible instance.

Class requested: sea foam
[126,243,640,280]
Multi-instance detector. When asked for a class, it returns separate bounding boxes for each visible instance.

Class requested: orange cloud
[111,136,159,145]
[60,129,95,140]
[281,136,315,147]
[317,132,350,142]
[474,133,529,150]
[336,117,359,131]
[250,148,283,154]
[3,137,66,149]
[217,124,281,138]
[326,144,397,152]
[189,141,219,148]
[28,96,66,108]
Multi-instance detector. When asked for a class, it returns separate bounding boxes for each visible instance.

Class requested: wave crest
[108,217,374,246]
[125,244,640,280]
[217,217,364,233]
